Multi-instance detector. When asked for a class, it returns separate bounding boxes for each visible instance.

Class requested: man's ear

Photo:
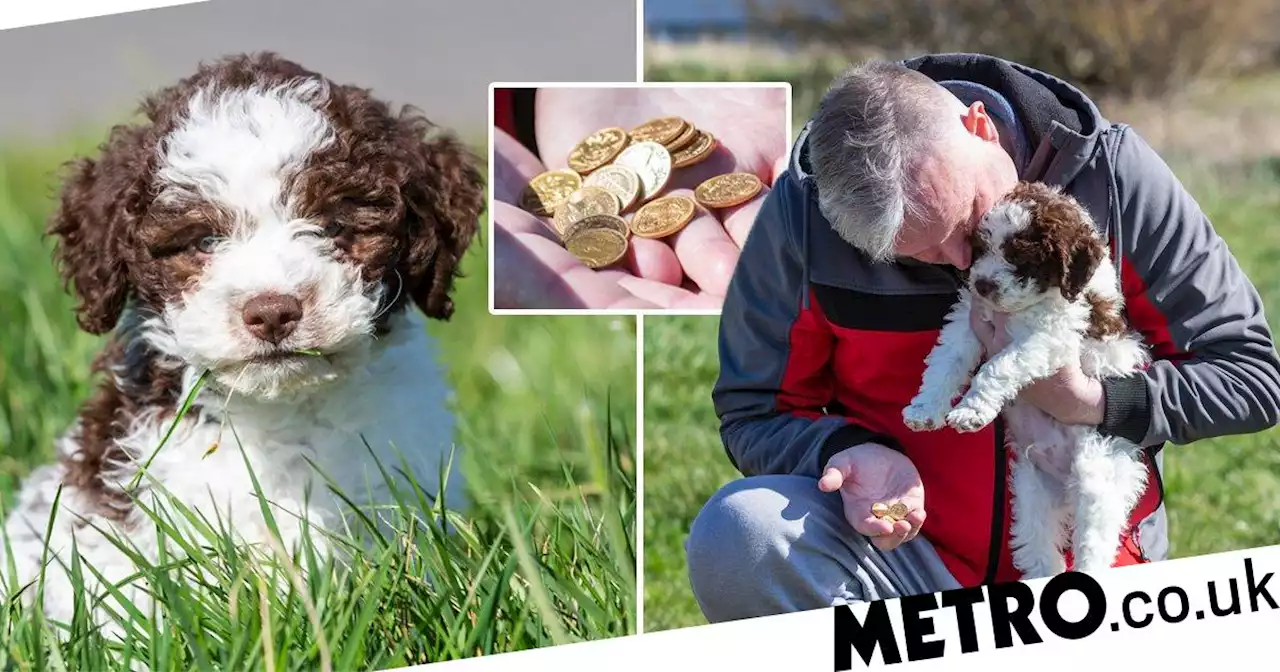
[48,123,151,334]
[961,101,999,143]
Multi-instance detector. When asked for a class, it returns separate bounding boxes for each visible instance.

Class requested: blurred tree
[744,0,1280,97]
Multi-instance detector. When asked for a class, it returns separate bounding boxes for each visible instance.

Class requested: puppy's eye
[196,236,223,254]
[300,220,348,239]
[323,219,346,237]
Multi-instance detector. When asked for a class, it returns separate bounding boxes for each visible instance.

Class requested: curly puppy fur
[903,181,1151,578]
[1,52,484,629]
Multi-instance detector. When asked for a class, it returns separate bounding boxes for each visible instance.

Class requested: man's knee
[686,475,822,618]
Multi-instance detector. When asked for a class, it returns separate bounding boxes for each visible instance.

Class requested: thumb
[818,467,844,492]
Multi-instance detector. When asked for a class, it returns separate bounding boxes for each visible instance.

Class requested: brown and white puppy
[903,181,1151,578]
[1,52,483,627]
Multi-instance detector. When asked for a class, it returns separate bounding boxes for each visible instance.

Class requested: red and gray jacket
[712,53,1280,587]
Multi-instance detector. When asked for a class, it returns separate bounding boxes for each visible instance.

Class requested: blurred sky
[645,0,747,23]
[0,0,638,142]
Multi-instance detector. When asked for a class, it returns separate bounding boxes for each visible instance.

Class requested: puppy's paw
[903,400,948,432]
[1011,541,1068,579]
[946,404,997,433]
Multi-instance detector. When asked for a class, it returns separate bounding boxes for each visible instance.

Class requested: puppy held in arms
[0,52,483,628]
[902,181,1151,578]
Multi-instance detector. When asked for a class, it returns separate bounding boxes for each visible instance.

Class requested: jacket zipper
[983,419,1007,584]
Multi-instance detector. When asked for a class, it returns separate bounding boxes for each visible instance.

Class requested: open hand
[492,87,788,310]
[819,443,926,552]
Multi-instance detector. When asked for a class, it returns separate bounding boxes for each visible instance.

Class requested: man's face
[891,102,1018,270]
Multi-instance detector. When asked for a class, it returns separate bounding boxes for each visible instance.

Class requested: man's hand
[969,309,1105,426]
[819,443,926,551]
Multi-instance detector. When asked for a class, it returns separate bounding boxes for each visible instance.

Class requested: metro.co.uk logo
[835,557,1276,669]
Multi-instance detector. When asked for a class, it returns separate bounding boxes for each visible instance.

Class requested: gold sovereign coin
[871,502,889,518]
[552,187,621,236]
[630,195,697,239]
[564,213,630,242]
[567,127,629,175]
[583,164,642,212]
[520,169,582,217]
[695,172,763,209]
[664,122,698,152]
[614,141,672,204]
[671,130,718,169]
[628,116,687,146]
[887,502,909,521]
[564,223,629,270]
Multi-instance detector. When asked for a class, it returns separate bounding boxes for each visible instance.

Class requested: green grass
[642,62,1280,633]
[0,136,636,668]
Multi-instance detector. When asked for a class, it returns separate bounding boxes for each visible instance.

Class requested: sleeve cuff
[817,422,904,472]
[1101,373,1152,444]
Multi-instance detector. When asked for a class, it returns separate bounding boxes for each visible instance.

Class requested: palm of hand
[490,88,788,310]
[534,88,787,190]
[820,443,927,552]
[836,448,926,534]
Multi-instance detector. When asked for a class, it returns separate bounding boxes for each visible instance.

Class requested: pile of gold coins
[518,116,764,269]
[871,501,910,523]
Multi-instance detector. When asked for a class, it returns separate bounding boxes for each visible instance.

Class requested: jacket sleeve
[1100,126,1280,446]
[712,170,903,478]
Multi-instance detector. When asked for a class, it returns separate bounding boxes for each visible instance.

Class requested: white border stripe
[635,0,646,82]
[397,544,1280,670]
[634,313,646,634]
[0,0,207,30]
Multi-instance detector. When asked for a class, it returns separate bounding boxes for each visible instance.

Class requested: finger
[872,520,913,551]
[771,153,789,186]
[719,184,769,250]
[667,191,739,297]
[902,509,926,543]
[493,223,660,310]
[494,202,562,243]
[859,517,897,539]
[871,533,901,551]
[624,236,685,286]
[492,127,548,205]
[500,205,673,293]
[818,467,844,493]
[614,275,707,309]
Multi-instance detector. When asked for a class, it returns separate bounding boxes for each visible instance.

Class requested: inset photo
[489,82,790,313]
[0,1,639,668]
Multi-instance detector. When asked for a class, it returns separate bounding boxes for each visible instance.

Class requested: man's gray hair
[808,60,957,261]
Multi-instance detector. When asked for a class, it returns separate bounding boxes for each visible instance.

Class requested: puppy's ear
[48,124,151,334]
[1061,233,1105,301]
[395,112,484,321]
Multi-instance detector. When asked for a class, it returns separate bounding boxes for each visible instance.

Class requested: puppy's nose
[973,278,997,297]
[242,292,303,344]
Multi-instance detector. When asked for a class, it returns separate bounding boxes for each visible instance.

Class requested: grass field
[642,54,1280,632]
[0,135,636,669]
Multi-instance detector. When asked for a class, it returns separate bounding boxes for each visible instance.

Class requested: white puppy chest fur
[903,181,1151,578]
[1,53,483,629]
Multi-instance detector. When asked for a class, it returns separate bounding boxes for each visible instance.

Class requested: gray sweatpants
[685,475,962,623]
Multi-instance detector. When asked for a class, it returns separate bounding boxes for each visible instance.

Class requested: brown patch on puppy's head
[999,182,1106,302]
